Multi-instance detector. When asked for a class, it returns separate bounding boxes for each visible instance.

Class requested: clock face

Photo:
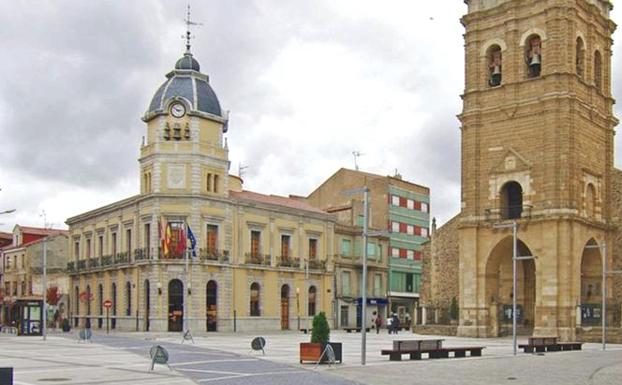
[170,103,186,118]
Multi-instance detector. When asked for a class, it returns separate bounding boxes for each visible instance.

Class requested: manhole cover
[507,377,517,381]
[38,379,71,382]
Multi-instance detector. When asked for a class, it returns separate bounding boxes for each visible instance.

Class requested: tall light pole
[493,221,535,355]
[41,210,47,341]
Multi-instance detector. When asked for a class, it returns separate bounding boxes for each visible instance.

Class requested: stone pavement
[1,329,622,385]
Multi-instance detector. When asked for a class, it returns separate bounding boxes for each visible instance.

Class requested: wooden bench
[518,336,583,353]
[344,327,371,333]
[381,339,484,361]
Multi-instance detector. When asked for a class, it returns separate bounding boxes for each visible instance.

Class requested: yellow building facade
[66,48,335,332]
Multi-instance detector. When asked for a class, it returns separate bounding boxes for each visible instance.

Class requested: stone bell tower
[458,0,617,340]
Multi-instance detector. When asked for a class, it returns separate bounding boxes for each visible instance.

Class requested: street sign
[103,299,113,309]
[149,345,171,371]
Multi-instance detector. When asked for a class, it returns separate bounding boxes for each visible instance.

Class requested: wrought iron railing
[244,252,271,265]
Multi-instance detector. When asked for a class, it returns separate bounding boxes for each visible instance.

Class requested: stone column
[421,307,427,326]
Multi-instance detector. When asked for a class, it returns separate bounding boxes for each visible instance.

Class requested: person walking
[392,314,400,335]
[375,314,383,334]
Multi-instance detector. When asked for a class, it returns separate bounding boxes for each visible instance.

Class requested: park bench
[380,339,485,361]
[518,336,582,353]
[344,327,371,333]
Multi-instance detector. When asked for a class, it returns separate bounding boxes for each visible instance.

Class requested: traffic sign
[103,299,113,309]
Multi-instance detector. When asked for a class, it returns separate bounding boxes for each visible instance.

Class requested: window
[407,249,415,260]
[576,37,585,78]
[74,241,80,260]
[421,202,428,213]
[144,224,151,257]
[367,242,376,257]
[86,238,91,258]
[407,199,415,210]
[391,248,400,258]
[206,173,212,192]
[250,230,261,258]
[112,233,117,256]
[281,234,290,259]
[487,44,502,86]
[391,195,400,206]
[341,239,351,256]
[526,35,542,78]
[206,225,218,255]
[308,286,317,316]
[167,222,186,258]
[98,235,104,257]
[594,50,602,90]
[126,282,132,316]
[500,181,523,219]
[586,184,596,218]
[308,238,318,259]
[143,172,152,193]
[111,283,117,329]
[391,221,400,233]
[407,225,414,235]
[213,175,219,193]
[340,306,349,327]
[126,229,132,253]
[342,271,351,296]
[250,282,260,316]
[374,274,382,297]
[421,228,429,238]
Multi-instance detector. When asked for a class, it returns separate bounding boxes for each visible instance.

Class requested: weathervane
[183,4,202,53]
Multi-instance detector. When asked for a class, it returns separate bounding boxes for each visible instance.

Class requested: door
[144,280,150,332]
[168,279,183,332]
[340,306,349,327]
[280,285,289,330]
[206,280,217,332]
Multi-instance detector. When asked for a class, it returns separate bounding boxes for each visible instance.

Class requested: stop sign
[103,299,113,309]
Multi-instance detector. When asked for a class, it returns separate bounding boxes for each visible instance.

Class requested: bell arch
[485,236,536,336]
[579,239,602,326]
[499,181,523,219]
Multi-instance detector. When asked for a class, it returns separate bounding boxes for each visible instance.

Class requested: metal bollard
[0,367,13,385]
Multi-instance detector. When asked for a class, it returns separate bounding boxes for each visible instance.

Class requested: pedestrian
[375,314,383,334]
[392,313,400,334]
[386,315,393,334]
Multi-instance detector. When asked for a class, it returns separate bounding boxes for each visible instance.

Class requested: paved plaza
[1,329,621,384]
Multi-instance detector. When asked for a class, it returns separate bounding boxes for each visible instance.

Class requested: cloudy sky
[1,1,621,232]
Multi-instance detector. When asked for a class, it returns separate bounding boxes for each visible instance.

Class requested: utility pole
[41,210,47,341]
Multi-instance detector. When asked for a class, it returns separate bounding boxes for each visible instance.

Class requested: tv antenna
[182,4,202,53]
[238,163,249,179]
[352,150,363,171]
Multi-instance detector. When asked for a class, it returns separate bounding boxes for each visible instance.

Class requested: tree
[449,297,459,320]
[46,286,61,306]
[311,312,330,345]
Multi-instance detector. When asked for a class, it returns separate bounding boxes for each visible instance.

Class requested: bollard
[0,367,13,385]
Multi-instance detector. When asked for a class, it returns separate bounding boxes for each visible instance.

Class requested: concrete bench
[344,327,370,333]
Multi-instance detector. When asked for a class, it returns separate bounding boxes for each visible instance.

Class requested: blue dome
[144,53,222,121]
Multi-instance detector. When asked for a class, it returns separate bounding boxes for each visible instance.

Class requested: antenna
[40,210,49,229]
[238,163,249,178]
[352,150,363,171]
[182,4,203,53]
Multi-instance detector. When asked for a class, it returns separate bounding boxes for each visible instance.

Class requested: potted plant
[61,318,71,332]
[299,312,342,363]
[449,297,459,325]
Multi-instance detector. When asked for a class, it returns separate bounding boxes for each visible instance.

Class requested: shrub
[311,312,330,345]
[449,297,459,320]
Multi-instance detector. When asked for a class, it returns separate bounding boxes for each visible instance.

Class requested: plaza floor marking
[196,370,307,383]
[171,358,258,366]
[175,367,245,375]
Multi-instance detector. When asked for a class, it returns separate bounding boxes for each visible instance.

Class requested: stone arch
[480,38,508,56]
[580,238,602,325]
[524,33,543,78]
[280,284,290,330]
[594,50,603,89]
[168,279,183,332]
[486,44,503,87]
[206,280,217,331]
[485,236,536,336]
[576,36,585,78]
[519,28,548,46]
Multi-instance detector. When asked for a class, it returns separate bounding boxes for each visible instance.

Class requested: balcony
[101,255,113,266]
[134,248,150,261]
[307,259,326,271]
[87,258,100,269]
[277,256,299,268]
[115,252,130,264]
[77,260,86,270]
[199,248,230,263]
[244,252,271,266]
[67,261,75,272]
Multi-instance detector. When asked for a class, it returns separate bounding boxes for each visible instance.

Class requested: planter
[61,319,71,332]
[299,342,343,364]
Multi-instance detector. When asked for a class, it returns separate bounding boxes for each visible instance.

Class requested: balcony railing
[244,252,271,266]
[277,256,299,268]
[307,259,326,271]
[134,248,149,261]
[67,261,75,272]
[115,252,129,264]
[88,258,100,268]
[101,255,113,266]
[199,248,229,263]
[77,259,86,270]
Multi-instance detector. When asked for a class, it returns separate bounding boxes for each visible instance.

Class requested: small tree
[47,286,61,306]
[449,297,459,320]
[311,312,330,345]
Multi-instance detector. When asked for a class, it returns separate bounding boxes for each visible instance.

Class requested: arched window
[500,181,523,219]
[111,283,117,329]
[98,284,104,329]
[250,282,260,316]
[74,286,80,327]
[525,35,542,78]
[487,45,502,87]
[586,183,596,218]
[126,282,132,316]
[576,37,585,78]
[308,286,317,316]
[206,280,217,331]
[594,51,602,90]
[86,285,91,315]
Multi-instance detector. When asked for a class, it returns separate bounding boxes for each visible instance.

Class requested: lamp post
[493,221,536,355]
[584,241,622,351]
[296,287,300,331]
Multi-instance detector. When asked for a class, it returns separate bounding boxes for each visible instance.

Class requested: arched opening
[585,183,596,218]
[98,284,103,329]
[580,239,602,325]
[111,283,117,329]
[576,37,585,78]
[280,284,290,330]
[206,280,217,332]
[594,50,603,90]
[487,45,502,87]
[525,35,542,78]
[500,181,523,219]
[250,282,260,317]
[144,280,150,331]
[308,286,317,316]
[74,286,79,327]
[168,279,184,332]
[86,285,91,329]
[485,236,536,336]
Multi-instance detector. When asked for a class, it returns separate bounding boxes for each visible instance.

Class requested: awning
[355,297,389,306]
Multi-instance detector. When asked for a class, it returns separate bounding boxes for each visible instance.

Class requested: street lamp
[584,241,622,351]
[493,221,536,356]
[296,287,300,330]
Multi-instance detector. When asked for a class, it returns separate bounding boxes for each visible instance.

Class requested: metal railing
[244,252,271,265]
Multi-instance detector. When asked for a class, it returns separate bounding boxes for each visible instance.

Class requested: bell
[492,65,501,75]
[530,54,541,66]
